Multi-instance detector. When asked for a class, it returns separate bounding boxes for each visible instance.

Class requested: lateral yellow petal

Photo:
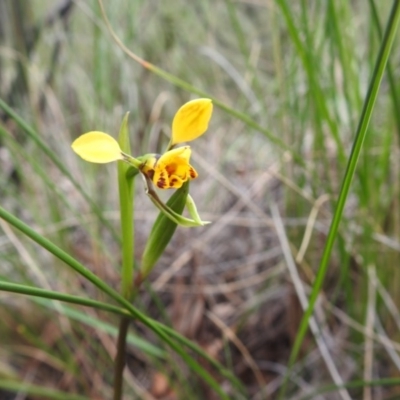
[71,131,123,163]
[171,98,213,145]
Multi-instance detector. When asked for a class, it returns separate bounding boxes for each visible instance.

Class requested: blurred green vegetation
[0,0,400,399]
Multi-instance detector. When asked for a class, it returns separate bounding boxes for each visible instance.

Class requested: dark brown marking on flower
[157,175,167,188]
[189,168,197,179]
[166,164,177,176]
[146,169,155,180]
[170,178,178,187]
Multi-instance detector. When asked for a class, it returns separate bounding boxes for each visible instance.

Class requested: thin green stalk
[369,0,400,138]
[113,317,130,400]
[279,2,400,398]
[114,113,135,399]
[276,0,345,164]
[0,280,128,315]
[327,0,361,130]
[0,207,230,399]
[118,113,135,299]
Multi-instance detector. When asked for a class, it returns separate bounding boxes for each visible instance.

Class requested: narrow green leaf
[0,379,88,400]
[0,280,165,358]
[279,2,400,398]
[0,206,230,399]
[0,279,128,315]
[37,299,166,359]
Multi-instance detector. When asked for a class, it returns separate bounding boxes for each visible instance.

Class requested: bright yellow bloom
[140,147,198,189]
[71,131,123,163]
[71,99,213,227]
[170,98,213,146]
[71,99,212,189]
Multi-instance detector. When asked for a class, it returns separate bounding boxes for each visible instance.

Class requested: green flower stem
[121,152,142,169]
[0,97,120,243]
[114,113,135,400]
[0,205,230,399]
[113,317,130,400]
[118,113,135,300]
[278,2,400,398]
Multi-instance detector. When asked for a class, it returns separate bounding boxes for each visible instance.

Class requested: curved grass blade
[279,2,400,398]
[0,279,127,315]
[0,206,232,399]
[0,278,243,393]
[35,298,166,359]
[0,379,88,400]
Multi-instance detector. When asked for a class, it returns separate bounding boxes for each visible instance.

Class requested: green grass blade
[0,279,127,315]
[369,0,400,137]
[279,1,400,398]
[0,279,237,363]
[35,298,166,359]
[0,379,88,400]
[276,0,345,163]
[0,205,232,399]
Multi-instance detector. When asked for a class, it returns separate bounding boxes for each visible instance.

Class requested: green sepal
[186,194,204,225]
[141,181,194,276]
[144,179,210,227]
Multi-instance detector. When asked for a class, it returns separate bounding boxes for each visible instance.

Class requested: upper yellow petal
[159,146,192,164]
[171,98,213,145]
[71,131,123,163]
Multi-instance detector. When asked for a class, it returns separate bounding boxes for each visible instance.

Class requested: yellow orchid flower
[71,98,212,227]
[71,98,212,190]
[139,147,197,190]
